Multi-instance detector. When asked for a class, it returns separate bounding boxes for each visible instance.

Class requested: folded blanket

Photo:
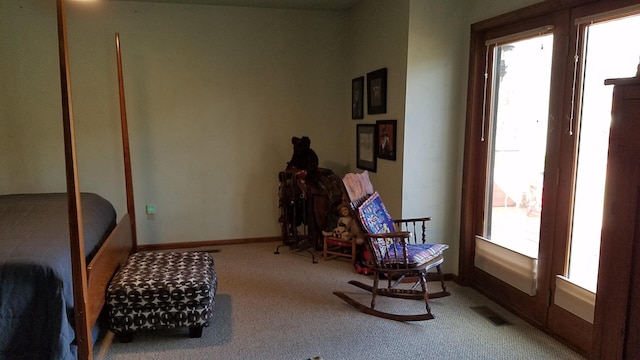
[342,171,374,202]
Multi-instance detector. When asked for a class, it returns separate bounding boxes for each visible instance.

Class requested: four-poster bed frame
[56,0,135,358]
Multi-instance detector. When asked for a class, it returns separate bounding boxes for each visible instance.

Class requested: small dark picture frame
[367,68,387,114]
[356,124,377,172]
[352,76,364,119]
[376,120,396,161]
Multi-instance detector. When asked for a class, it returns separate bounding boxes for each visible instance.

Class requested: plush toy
[323,205,363,244]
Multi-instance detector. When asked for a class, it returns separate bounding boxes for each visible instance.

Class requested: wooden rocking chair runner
[333,190,450,322]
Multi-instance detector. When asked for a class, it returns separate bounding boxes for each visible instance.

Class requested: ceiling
[109,0,360,11]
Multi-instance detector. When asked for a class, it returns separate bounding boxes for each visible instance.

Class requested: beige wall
[346,0,410,217]
[0,0,545,268]
[403,0,468,273]
[343,0,544,274]
[0,1,67,193]
[1,0,349,245]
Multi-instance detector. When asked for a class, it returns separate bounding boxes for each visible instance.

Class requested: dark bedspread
[0,193,116,360]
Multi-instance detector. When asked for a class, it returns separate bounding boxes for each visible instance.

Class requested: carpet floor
[94,241,585,360]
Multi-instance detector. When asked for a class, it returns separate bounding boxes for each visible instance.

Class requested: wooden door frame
[459,0,640,357]
[460,6,571,327]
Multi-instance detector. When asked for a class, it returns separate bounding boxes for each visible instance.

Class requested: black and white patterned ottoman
[106,251,217,342]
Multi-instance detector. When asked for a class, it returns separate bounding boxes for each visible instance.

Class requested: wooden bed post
[55,0,93,359]
[115,33,138,251]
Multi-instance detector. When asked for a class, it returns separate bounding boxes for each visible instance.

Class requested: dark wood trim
[461,2,640,358]
[547,304,592,357]
[471,0,600,32]
[548,17,585,299]
[427,272,456,283]
[533,9,572,330]
[543,11,588,353]
[472,268,547,327]
[458,27,490,286]
[460,9,571,324]
[572,0,640,21]
[136,236,281,252]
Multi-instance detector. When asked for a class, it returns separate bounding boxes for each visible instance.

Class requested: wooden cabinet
[592,77,640,359]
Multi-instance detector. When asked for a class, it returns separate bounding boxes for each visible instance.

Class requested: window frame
[459,1,640,357]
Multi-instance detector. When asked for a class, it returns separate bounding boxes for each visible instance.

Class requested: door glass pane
[485,34,554,258]
[569,15,640,292]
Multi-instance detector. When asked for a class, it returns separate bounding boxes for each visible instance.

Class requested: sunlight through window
[568,14,640,292]
[485,34,553,258]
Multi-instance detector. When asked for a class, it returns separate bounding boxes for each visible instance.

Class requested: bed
[0,1,136,358]
[0,193,118,359]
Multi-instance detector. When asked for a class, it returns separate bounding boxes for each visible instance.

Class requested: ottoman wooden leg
[116,331,134,343]
[189,325,204,338]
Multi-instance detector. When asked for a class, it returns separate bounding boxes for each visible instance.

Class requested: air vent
[471,306,511,326]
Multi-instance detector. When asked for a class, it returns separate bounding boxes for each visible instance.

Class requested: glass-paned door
[568,14,640,292]
[463,4,640,355]
[485,34,554,258]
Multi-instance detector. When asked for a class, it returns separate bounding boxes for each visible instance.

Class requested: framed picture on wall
[356,124,377,172]
[376,119,396,161]
[367,68,387,114]
[352,76,364,119]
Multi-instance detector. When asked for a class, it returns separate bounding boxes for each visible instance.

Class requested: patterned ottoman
[106,251,217,342]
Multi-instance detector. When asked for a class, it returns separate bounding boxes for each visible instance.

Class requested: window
[484,33,553,258]
[568,14,640,292]
[461,2,640,356]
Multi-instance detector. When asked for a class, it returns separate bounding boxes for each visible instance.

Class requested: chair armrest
[364,231,411,239]
[363,231,413,266]
[393,217,431,244]
[394,217,432,224]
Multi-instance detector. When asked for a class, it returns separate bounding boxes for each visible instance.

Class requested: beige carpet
[94,241,585,360]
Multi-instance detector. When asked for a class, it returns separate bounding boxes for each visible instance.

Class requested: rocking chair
[333,172,449,321]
